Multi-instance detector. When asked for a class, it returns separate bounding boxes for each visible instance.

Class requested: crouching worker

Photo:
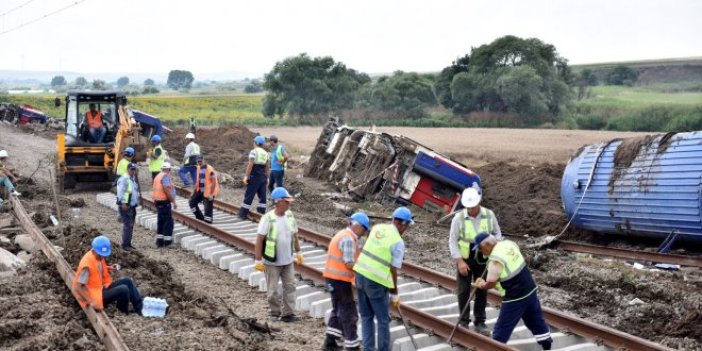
[73,235,143,315]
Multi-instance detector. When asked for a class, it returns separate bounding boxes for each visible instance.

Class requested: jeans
[456,258,487,325]
[189,190,214,223]
[0,177,15,192]
[493,291,552,349]
[326,279,360,347]
[119,206,136,248]
[89,127,106,144]
[156,201,174,247]
[264,263,296,316]
[103,277,143,314]
[238,175,266,219]
[356,274,390,351]
[178,165,197,186]
[268,170,285,193]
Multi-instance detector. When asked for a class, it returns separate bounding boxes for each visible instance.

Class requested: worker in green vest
[473,233,552,349]
[353,206,413,351]
[147,135,167,180]
[116,147,135,179]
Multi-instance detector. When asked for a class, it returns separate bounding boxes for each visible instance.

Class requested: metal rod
[397,304,419,350]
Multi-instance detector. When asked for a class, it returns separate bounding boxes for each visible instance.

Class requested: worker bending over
[73,235,143,315]
[239,136,269,219]
[153,162,177,247]
[116,163,140,251]
[148,135,167,180]
[321,212,370,351]
[353,207,413,351]
[473,233,552,349]
[189,156,219,223]
[179,133,200,187]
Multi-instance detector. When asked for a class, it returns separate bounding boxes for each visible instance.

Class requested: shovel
[447,269,488,344]
[396,303,419,350]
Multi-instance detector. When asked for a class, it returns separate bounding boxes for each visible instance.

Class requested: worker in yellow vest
[353,207,413,351]
[321,212,370,351]
[239,136,269,219]
[473,233,553,349]
[115,147,135,180]
[116,163,140,251]
[152,162,177,247]
[448,187,502,335]
[147,135,167,180]
[253,187,302,323]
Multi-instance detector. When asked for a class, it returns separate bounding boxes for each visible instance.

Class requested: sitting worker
[189,156,219,223]
[72,235,144,315]
[85,103,106,143]
[0,150,21,203]
[473,233,553,349]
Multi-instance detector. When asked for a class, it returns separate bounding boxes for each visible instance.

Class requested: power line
[0,0,89,37]
[0,0,36,17]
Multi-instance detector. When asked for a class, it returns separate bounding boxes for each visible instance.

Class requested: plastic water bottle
[142,297,168,317]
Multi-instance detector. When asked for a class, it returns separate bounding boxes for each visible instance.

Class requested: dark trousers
[493,291,552,349]
[156,201,174,247]
[151,172,159,180]
[268,170,285,193]
[456,258,487,325]
[326,279,360,348]
[119,206,136,248]
[189,190,213,223]
[103,277,143,314]
[238,175,266,219]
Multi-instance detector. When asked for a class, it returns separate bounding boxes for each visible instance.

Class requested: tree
[579,69,598,86]
[496,66,547,118]
[92,79,107,90]
[358,71,437,118]
[117,76,130,87]
[244,79,263,93]
[142,86,159,94]
[605,65,638,86]
[144,78,155,86]
[434,55,470,109]
[51,76,67,87]
[167,70,194,90]
[262,53,370,122]
[74,77,88,87]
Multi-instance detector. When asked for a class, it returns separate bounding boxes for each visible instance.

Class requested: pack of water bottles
[141,297,168,318]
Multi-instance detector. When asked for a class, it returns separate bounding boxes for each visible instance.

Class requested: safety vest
[353,223,403,289]
[458,207,495,259]
[119,174,133,204]
[263,210,298,261]
[116,158,130,177]
[323,228,358,283]
[72,250,113,309]
[148,144,165,173]
[253,147,268,165]
[273,144,287,170]
[184,143,201,164]
[194,164,220,198]
[488,240,536,302]
[86,111,103,129]
[152,172,173,201]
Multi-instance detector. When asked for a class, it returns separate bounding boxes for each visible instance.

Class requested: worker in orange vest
[189,156,219,223]
[321,212,371,351]
[72,235,143,315]
[152,162,177,247]
[85,103,106,143]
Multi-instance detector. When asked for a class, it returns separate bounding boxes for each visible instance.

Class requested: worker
[267,135,289,194]
[253,187,302,323]
[73,235,144,315]
[85,103,106,144]
[473,233,553,349]
[189,117,197,133]
[116,163,140,251]
[189,156,219,223]
[0,150,21,203]
[238,136,269,220]
[321,212,370,351]
[116,147,135,180]
[448,187,502,335]
[147,135,167,180]
[353,207,413,351]
[152,162,177,247]
[178,133,201,187]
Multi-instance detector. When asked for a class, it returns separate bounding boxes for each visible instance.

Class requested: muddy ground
[2,123,701,350]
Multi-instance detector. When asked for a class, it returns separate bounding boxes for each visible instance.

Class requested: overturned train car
[306,118,480,214]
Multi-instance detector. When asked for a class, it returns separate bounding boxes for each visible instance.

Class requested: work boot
[320,335,340,351]
[11,190,21,196]
[280,314,299,323]
[474,322,490,336]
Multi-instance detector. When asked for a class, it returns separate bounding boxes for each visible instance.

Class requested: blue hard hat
[473,232,490,251]
[128,163,138,170]
[151,135,161,143]
[254,136,266,145]
[392,207,415,225]
[349,212,370,231]
[271,187,293,201]
[91,235,112,257]
[124,147,135,156]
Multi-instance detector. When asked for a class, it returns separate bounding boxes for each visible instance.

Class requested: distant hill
[572,57,702,85]
[0,70,263,84]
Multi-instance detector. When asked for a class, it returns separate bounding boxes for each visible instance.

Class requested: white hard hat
[185,133,195,139]
[0,150,7,158]
[161,162,172,169]
[461,187,482,208]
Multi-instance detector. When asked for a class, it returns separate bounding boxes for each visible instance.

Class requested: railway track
[95,189,674,351]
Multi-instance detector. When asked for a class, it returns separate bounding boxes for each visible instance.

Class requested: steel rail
[145,195,514,350]
[11,196,130,351]
[174,186,676,351]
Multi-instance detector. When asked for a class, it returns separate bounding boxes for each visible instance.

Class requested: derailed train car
[306,118,480,214]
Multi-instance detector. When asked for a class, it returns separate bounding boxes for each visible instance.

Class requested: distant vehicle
[306,118,481,214]
[0,103,47,125]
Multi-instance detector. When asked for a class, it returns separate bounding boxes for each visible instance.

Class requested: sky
[0,0,700,79]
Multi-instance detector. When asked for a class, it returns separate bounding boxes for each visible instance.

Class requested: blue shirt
[162,174,176,197]
[271,144,286,171]
[116,174,139,207]
[390,241,405,269]
[199,168,206,187]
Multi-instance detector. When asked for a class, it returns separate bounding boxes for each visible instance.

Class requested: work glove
[296,254,304,265]
[472,277,486,289]
[390,294,401,308]
[242,176,249,185]
[254,260,265,271]
[208,196,215,202]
